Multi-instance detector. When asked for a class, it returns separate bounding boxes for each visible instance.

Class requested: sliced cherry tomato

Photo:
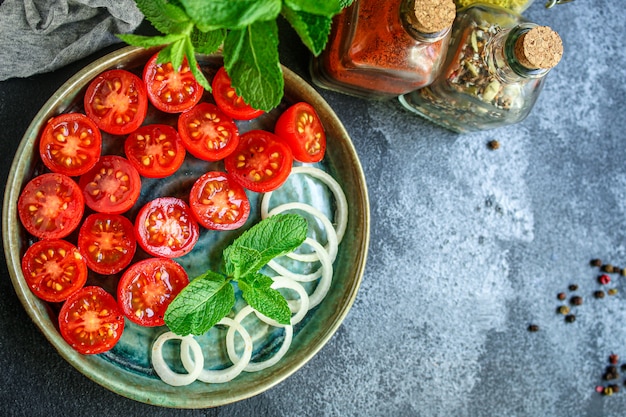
[79,155,141,214]
[212,67,264,120]
[189,171,251,230]
[78,213,137,275]
[17,173,84,239]
[117,258,189,327]
[124,124,186,178]
[58,286,125,354]
[84,69,148,135]
[143,52,204,113]
[177,102,239,161]
[134,197,199,258]
[274,102,326,163]
[224,129,293,193]
[39,113,102,176]
[21,239,87,303]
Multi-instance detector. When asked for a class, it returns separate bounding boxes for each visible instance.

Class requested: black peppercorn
[565,314,576,323]
[594,290,606,299]
[591,259,602,267]
[605,366,619,380]
[569,284,579,291]
[557,292,567,301]
[571,296,583,306]
[487,140,500,150]
[611,384,620,394]
[528,324,539,332]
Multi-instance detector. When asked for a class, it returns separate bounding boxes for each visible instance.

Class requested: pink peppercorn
[599,274,611,285]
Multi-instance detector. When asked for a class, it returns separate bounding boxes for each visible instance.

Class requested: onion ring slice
[151,332,203,386]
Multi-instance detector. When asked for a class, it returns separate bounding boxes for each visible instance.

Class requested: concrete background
[2,1,626,416]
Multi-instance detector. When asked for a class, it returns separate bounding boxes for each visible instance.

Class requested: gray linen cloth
[0,0,144,81]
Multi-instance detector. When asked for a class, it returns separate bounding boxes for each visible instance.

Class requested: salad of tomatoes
[16,56,328,356]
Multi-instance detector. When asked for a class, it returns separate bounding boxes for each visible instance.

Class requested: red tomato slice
[134,197,199,258]
[39,112,102,176]
[143,52,204,113]
[224,129,293,193]
[84,69,148,135]
[58,286,125,354]
[17,172,85,239]
[78,213,137,275]
[189,171,251,230]
[274,102,326,163]
[21,239,87,303]
[79,155,141,214]
[124,124,186,178]
[177,102,239,161]
[212,67,264,120]
[117,258,189,327]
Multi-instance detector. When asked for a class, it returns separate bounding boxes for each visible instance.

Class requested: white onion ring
[266,202,338,264]
[254,276,310,326]
[261,166,348,243]
[226,305,294,372]
[180,317,253,383]
[152,332,203,386]
[268,237,332,289]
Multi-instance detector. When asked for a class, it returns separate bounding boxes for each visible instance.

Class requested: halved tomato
[124,124,186,178]
[134,197,199,258]
[117,258,189,327]
[79,155,141,214]
[212,67,264,120]
[224,129,293,193]
[58,286,125,354]
[189,171,250,230]
[84,69,148,135]
[143,52,204,113]
[21,239,87,303]
[177,102,239,161]
[274,102,326,163]
[78,213,137,275]
[39,112,102,176]
[17,172,84,239]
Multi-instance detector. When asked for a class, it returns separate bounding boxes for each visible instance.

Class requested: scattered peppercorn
[604,386,614,396]
[558,305,571,315]
[570,295,583,306]
[599,274,611,285]
[596,385,605,393]
[608,288,618,296]
[557,292,567,301]
[487,140,500,150]
[611,384,620,394]
[621,364,626,372]
[621,269,626,277]
[527,324,539,332]
[605,366,619,380]
[610,354,620,365]
[569,284,579,291]
[591,259,602,267]
[594,290,606,299]
[602,264,615,273]
[565,314,576,323]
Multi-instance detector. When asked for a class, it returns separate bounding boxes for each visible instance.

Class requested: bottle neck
[487,24,551,83]
[400,0,452,43]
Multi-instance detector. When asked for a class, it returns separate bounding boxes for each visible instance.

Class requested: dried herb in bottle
[311,0,456,99]
[399,4,563,132]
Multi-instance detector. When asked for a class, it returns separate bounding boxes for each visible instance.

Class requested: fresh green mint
[164,213,308,336]
[118,0,353,112]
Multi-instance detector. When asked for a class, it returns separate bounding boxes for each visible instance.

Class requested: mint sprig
[118,0,354,111]
[164,214,308,336]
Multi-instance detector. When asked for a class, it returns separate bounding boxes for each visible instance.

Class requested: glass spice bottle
[310,0,456,100]
[398,4,563,133]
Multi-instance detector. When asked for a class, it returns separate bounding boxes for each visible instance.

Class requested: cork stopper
[514,26,563,70]
[410,0,456,34]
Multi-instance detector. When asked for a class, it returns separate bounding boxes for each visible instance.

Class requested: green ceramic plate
[2,46,369,408]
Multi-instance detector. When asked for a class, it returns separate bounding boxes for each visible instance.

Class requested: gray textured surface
[1,0,626,416]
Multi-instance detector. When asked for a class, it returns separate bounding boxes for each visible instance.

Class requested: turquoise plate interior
[2,46,370,408]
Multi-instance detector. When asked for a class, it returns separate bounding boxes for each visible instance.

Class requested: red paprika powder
[311,0,456,99]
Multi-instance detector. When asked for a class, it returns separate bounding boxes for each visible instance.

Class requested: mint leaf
[117,33,184,48]
[224,214,308,278]
[239,273,291,325]
[158,37,186,70]
[223,19,284,111]
[340,0,355,7]
[281,7,333,56]
[183,37,211,90]
[283,0,342,16]
[164,271,235,336]
[190,27,226,54]
[179,0,282,31]
[135,0,192,34]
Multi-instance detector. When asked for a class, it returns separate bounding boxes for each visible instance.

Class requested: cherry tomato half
[58,286,125,354]
[21,239,87,303]
[134,197,199,258]
[39,112,102,176]
[224,129,293,193]
[18,172,85,239]
[117,258,189,327]
[143,52,204,113]
[212,67,264,120]
[84,69,148,135]
[124,124,186,178]
[189,171,251,230]
[78,213,137,275]
[274,102,326,163]
[79,155,142,214]
[177,102,239,161]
